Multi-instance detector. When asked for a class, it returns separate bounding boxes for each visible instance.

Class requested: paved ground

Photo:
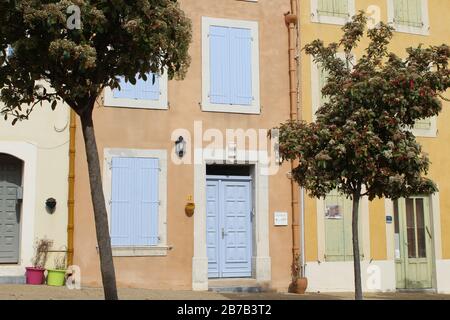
[0,284,449,300]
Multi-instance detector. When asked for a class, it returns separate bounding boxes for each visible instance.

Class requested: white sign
[274,212,288,226]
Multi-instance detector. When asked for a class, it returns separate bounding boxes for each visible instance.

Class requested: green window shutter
[414,117,432,130]
[343,196,355,259]
[318,65,330,108]
[318,0,348,18]
[394,0,423,27]
[324,191,346,261]
[335,0,348,16]
[324,190,364,262]
[394,0,406,24]
[407,0,423,27]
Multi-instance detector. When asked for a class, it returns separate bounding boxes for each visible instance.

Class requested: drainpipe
[285,0,301,282]
[67,108,76,266]
[293,1,306,280]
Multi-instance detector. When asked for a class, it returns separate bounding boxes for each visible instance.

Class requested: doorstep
[0,276,26,285]
[208,278,274,293]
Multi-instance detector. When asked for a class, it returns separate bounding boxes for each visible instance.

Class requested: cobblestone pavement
[0,285,449,300]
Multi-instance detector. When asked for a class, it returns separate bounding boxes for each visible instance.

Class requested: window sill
[99,246,173,257]
[104,104,168,110]
[201,102,260,115]
[311,16,349,26]
[391,24,430,36]
[103,88,168,110]
[103,99,168,110]
[412,130,437,138]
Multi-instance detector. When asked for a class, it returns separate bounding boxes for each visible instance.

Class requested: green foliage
[278,11,450,201]
[0,0,192,120]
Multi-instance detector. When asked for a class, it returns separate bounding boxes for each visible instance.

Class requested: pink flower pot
[25,267,46,285]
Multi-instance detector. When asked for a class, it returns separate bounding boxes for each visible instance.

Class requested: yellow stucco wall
[299,0,450,262]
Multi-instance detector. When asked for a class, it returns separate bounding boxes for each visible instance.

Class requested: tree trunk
[352,191,363,300]
[80,111,118,300]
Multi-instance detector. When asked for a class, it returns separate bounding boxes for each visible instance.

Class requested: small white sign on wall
[274,212,288,226]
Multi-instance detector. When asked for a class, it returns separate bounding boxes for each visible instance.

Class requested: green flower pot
[46,269,66,286]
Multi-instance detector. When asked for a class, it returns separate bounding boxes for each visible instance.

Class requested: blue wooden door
[206,177,252,278]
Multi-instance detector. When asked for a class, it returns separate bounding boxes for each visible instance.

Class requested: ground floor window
[323,190,363,261]
[103,149,168,256]
[110,157,160,247]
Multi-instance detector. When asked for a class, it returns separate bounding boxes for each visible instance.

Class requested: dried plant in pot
[26,238,53,285]
[46,250,67,287]
[290,253,308,294]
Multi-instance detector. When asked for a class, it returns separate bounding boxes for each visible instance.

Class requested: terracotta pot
[295,277,308,294]
[185,202,195,217]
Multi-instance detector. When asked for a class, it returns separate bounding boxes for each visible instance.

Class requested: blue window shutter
[110,157,134,246]
[6,46,13,57]
[209,25,253,106]
[110,157,159,247]
[113,73,160,100]
[137,158,159,246]
[209,26,231,104]
[230,28,253,106]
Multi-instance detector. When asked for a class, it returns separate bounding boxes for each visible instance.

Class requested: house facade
[0,97,70,283]
[73,0,294,291]
[301,0,450,293]
[72,0,450,293]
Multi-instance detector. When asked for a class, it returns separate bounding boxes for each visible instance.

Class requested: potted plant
[46,251,67,286]
[290,253,308,294]
[26,238,53,285]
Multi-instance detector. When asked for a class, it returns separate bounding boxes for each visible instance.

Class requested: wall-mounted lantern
[175,136,186,158]
[45,197,57,214]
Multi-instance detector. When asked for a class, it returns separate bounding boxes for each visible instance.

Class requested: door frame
[0,143,37,277]
[0,154,23,264]
[206,175,253,279]
[192,150,271,291]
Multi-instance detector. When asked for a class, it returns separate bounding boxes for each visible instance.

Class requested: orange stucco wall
[73,0,294,291]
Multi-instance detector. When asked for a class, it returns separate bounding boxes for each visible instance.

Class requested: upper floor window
[311,52,351,121]
[104,72,168,110]
[202,17,260,114]
[387,0,429,35]
[1,45,13,66]
[311,0,355,25]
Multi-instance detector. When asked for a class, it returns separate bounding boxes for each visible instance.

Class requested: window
[311,59,329,121]
[1,46,13,66]
[202,17,260,114]
[103,72,168,110]
[103,149,169,256]
[387,0,429,35]
[311,0,355,25]
[324,190,363,261]
[311,53,351,120]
